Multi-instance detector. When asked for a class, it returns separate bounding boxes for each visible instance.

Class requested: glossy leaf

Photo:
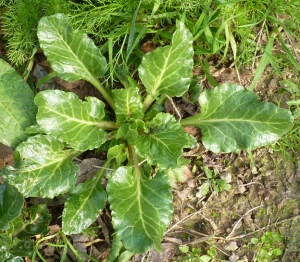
[7,238,33,257]
[37,13,107,82]
[0,184,23,230]
[107,144,127,166]
[180,83,294,153]
[16,205,51,238]
[7,215,25,236]
[0,235,33,258]
[134,113,190,168]
[116,121,146,145]
[62,174,107,235]
[112,87,144,124]
[0,59,37,148]
[2,135,78,198]
[35,90,107,151]
[138,21,193,99]
[107,167,173,254]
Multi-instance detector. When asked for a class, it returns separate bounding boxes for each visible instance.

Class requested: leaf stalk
[143,93,155,112]
[98,120,120,130]
[90,78,115,110]
[179,116,198,127]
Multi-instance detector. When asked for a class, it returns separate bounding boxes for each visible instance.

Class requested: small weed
[251,231,283,262]
[178,245,215,262]
[196,166,231,198]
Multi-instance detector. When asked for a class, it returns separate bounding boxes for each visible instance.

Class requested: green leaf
[217,180,231,191]
[117,250,135,262]
[272,233,282,242]
[107,167,173,254]
[189,77,203,104]
[108,235,124,262]
[0,59,37,148]
[7,238,33,257]
[37,13,107,83]
[62,173,107,235]
[35,90,107,151]
[180,83,293,153]
[179,245,189,253]
[280,79,300,95]
[2,135,78,198]
[144,103,165,121]
[112,87,144,124]
[251,238,259,245]
[7,215,25,235]
[108,235,135,262]
[196,182,210,198]
[16,205,51,238]
[0,234,33,259]
[107,144,127,166]
[166,167,186,188]
[287,99,300,106]
[273,248,283,256]
[200,255,212,262]
[0,184,23,230]
[134,113,190,169]
[116,121,145,145]
[0,235,33,258]
[139,21,193,104]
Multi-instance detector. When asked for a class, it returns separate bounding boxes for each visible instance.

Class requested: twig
[165,94,182,120]
[85,238,105,247]
[166,210,203,234]
[181,229,229,257]
[182,234,214,245]
[226,205,263,240]
[166,194,215,234]
[228,214,300,241]
[92,165,115,171]
[239,181,264,188]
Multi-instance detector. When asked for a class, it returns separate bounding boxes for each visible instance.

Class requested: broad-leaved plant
[0,13,293,260]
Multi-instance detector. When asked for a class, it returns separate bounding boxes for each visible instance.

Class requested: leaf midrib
[41,107,103,127]
[196,118,286,124]
[49,19,95,82]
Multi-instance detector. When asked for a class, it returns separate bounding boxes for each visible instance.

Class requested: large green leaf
[134,113,190,169]
[0,59,37,148]
[138,21,193,100]
[62,173,107,235]
[35,90,108,151]
[180,83,294,153]
[2,135,78,198]
[112,87,144,124]
[0,184,23,230]
[37,13,107,82]
[107,167,173,254]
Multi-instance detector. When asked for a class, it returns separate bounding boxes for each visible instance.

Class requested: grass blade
[249,32,275,91]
